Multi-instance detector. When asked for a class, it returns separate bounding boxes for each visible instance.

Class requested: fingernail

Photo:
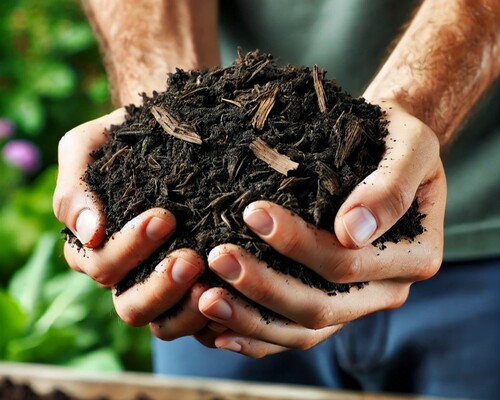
[75,209,98,245]
[342,206,377,245]
[208,251,241,282]
[243,204,274,236]
[171,257,200,284]
[220,341,242,353]
[205,299,232,321]
[146,217,172,241]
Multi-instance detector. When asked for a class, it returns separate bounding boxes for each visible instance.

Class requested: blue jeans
[153,259,500,400]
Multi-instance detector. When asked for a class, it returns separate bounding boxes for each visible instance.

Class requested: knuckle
[326,254,360,283]
[244,279,271,304]
[112,234,150,268]
[238,313,264,339]
[150,323,176,341]
[383,177,414,220]
[296,338,317,351]
[248,346,270,359]
[287,333,319,351]
[414,255,442,281]
[86,264,116,287]
[115,303,147,327]
[303,306,334,330]
[387,285,410,310]
[274,229,304,258]
[52,188,71,223]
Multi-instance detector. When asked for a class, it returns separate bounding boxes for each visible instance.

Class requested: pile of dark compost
[65,50,424,310]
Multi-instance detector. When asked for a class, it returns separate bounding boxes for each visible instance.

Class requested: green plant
[0,1,152,373]
[0,167,152,372]
[0,0,111,168]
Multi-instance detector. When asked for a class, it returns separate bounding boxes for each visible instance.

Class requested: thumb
[334,109,440,248]
[53,108,126,248]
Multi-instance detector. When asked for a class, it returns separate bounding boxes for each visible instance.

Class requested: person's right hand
[53,109,215,341]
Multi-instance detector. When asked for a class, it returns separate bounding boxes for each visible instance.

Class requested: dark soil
[65,50,424,314]
[0,377,151,400]
[0,377,71,400]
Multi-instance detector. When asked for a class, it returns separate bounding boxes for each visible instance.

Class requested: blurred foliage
[0,1,152,372]
[0,0,110,167]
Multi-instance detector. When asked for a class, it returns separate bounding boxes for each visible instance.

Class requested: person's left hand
[193,102,446,358]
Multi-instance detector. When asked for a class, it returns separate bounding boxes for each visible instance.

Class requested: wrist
[363,0,500,146]
[83,0,220,106]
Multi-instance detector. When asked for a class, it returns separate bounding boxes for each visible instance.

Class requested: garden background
[0,0,152,372]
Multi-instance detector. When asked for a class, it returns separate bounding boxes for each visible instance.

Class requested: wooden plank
[0,363,459,400]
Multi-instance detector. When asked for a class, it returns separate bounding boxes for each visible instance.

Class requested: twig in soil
[122,175,136,198]
[231,190,253,212]
[250,137,299,176]
[151,105,202,145]
[204,191,237,210]
[313,65,328,113]
[247,58,270,82]
[177,172,195,188]
[99,146,129,172]
[147,155,161,170]
[220,211,232,229]
[221,98,242,108]
[252,85,279,130]
[191,213,210,232]
[179,86,209,99]
[278,176,310,191]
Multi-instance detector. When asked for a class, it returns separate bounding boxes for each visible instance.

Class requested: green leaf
[34,272,96,333]
[87,75,110,104]
[65,348,123,372]
[31,61,76,99]
[5,327,77,363]
[54,23,95,53]
[5,92,44,135]
[8,232,58,320]
[0,290,27,358]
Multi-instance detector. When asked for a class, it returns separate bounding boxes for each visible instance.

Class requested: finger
[214,332,289,358]
[198,288,342,349]
[64,208,176,287]
[192,322,230,349]
[149,282,210,339]
[242,197,443,283]
[53,108,126,247]
[207,244,413,329]
[114,249,205,327]
[334,106,441,248]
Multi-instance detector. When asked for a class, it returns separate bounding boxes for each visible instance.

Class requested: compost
[65,50,424,308]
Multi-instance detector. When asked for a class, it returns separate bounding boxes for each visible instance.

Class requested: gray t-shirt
[219,0,500,261]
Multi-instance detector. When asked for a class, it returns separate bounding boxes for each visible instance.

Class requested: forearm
[82,0,220,106]
[363,0,500,145]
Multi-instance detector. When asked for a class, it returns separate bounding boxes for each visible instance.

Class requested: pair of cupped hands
[53,100,446,358]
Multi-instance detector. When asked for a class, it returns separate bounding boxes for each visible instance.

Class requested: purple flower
[2,139,41,173]
[0,119,15,138]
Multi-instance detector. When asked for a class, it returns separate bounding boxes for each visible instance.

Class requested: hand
[196,102,446,358]
[53,110,211,340]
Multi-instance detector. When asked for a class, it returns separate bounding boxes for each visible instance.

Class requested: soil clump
[65,50,424,311]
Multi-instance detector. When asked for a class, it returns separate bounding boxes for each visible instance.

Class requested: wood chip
[315,161,340,196]
[151,105,202,145]
[313,65,328,113]
[251,86,279,130]
[250,137,299,176]
[335,116,363,168]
